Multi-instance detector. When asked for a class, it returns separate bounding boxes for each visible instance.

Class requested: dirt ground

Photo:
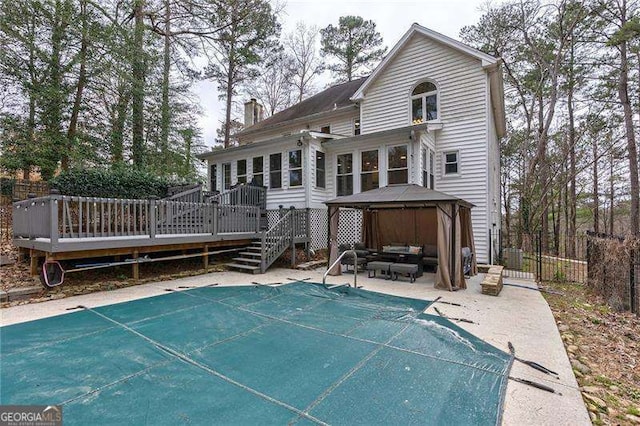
[542,280,640,425]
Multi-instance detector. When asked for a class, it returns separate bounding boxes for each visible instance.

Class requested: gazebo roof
[325,184,474,209]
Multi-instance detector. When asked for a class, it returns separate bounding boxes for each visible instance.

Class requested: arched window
[411,81,438,124]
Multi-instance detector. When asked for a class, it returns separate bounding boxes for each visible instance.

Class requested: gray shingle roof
[325,184,474,208]
[239,77,367,135]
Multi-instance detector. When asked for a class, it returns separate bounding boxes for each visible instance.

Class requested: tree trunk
[131,0,146,167]
[610,152,615,236]
[537,94,549,252]
[567,39,577,257]
[223,44,235,148]
[617,1,640,236]
[160,0,171,169]
[110,83,130,164]
[592,136,599,233]
[64,0,88,170]
[41,0,66,180]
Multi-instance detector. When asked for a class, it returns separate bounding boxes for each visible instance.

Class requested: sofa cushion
[423,244,438,258]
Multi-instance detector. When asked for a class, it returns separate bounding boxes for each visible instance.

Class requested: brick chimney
[244,98,264,127]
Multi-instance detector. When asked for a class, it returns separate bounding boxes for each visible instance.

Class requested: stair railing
[323,250,357,289]
[211,184,266,209]
[260,209,295,273]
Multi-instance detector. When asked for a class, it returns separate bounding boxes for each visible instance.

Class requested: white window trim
[222,162,232,190]
[288,149,303,187]
[251,156,264,185]
[387,144,409,185]
[443,150,460,177]
[237,159,247,184]
[315,150,326,189]
[359,148,379,192]
[335,152,354,197]
[269,153,283,189]
[408,80,440,125]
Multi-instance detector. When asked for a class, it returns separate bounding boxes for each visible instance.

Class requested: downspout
[305,135,312,209]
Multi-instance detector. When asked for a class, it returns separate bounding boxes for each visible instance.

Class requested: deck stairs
[227,207,310,274]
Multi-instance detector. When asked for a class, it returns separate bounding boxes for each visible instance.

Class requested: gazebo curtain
[364,208,438,249]
[460,207,477,275]
[435,204,466,291]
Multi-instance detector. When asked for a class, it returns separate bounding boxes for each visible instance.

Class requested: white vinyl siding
[360,33,490,262]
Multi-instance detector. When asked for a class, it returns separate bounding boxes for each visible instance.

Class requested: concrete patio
[0,268,590,425]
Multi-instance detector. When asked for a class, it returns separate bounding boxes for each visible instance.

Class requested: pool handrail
[323,250,358,289]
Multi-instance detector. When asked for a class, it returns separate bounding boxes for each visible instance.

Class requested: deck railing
[212,184,266,210]
[13,194,261,242]
[260,208,310,272]
[164,185,203,203]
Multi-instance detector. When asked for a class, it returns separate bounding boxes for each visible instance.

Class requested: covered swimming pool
[0,282,513,425]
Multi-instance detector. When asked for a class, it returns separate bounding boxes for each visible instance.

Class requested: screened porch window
[252,156,263,186]
[361,150,379,192]
[289,149,303,187]
[411,81,438,124]
[316,151,326,189]
[269,153,282,189]
[210,164,217,191]
[336,153,353,196]
[388,145,408,184]
[237,159,247,184]
[222,163,231,190]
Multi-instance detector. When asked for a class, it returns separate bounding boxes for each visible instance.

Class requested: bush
[49,168,187,199]
[0,178,15,197]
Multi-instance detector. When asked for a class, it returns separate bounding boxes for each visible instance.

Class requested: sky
[195,0,496,147]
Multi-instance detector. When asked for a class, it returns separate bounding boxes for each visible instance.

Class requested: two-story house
[198,23,505,264]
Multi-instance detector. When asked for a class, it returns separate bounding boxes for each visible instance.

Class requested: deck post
[203,244,209,270]
[50,194,59,244]
[305,208,311,260]
[149,197,157,240]
[261,232,266,273]
[29,249,39,276]
[132,249,139,280]
[212,202,218,235]
[290,206,295,268]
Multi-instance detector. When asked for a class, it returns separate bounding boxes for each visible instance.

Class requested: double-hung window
[289,149,303,187]
[336,153,353,196]
[252,156,263,186]
[421,148,435,189]
[429,149,435,187]
[411,81,438,124]
[444,151,459,175]
[237,159,247,184]
[422,149,428,188]
[387,145,408,184]
[316,151,326,189]
[361,150,379,192]
[269,153,282,189]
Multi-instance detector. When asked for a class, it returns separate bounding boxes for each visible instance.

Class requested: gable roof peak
[351,23,500,101]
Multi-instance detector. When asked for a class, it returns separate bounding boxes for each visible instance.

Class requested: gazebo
[325,184,477,291]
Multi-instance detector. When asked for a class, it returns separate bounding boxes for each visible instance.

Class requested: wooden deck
[13,185,311,276]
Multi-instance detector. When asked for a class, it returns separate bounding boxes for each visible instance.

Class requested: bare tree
[285,22,323,103]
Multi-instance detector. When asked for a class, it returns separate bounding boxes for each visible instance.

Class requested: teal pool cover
[1,282,513,425]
